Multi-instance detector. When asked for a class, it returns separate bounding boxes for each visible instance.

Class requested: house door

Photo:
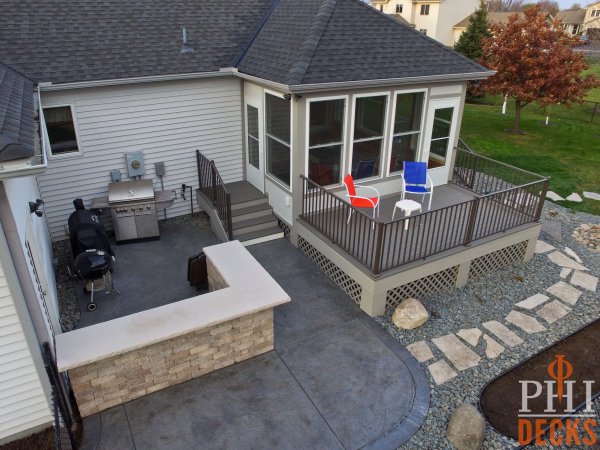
[422,98,460,186]
[245,97,264,193]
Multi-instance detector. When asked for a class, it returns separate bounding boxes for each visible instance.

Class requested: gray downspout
[0,181,53,346]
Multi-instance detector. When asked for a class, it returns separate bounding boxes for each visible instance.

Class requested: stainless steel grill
[108,180,160,242]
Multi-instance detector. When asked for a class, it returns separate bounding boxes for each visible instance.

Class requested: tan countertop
[55,240,290,372]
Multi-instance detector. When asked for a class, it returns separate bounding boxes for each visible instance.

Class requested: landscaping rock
[565,193,583,203]
[446,403,486,450]
[392,298,429,329]
[546,191,564,202]
[583,191,600,201]
[572,224,600,253]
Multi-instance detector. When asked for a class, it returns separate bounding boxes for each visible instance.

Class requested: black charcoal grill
[68,199,118,310]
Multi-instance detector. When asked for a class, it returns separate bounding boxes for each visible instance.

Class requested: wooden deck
[224,181,265,205]
[300,180,540,274]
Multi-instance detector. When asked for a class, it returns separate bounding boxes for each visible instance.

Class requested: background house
[370,0,480,45]
[453,11,525,44]
[556,2,600,36]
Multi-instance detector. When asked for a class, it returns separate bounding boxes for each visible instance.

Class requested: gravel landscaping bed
[373,202,600,449]
[54,212,212,331]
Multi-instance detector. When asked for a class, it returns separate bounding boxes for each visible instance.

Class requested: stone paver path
[565,193,583,203]
[546,281,582,306]
[560,268,572,279]
[537,300,571,324]
[515,294,549,310]
[483,335,504,359]
[535,240,555,254]
[482,321,524,347]
[583,192,600,201]
[564,247,583,263]
[547,251,587,271]
[406,341,434,363]
[428,361,457,385]
[505,310,546,334]
[456,328,482,347]
[546,191,564,202]
[432,334,481,371]
[570,271,598,292]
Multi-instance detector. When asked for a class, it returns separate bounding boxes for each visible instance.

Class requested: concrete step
[232,214,278,237]
[235,226,284,246]
[230,196,269,211]
[231,203,273,224]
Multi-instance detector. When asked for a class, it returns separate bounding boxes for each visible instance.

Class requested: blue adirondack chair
[401,162,434,210]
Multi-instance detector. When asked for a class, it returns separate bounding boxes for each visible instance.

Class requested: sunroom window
[428,107,454,168]
[389,92,424,174]
[43,106,79,155]
[308,99,345,186]
[351,95,387,180]
[265,93,291,188]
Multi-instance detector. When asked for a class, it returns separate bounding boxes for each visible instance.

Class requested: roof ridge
[286,0,338,85]
[233,0,281,68]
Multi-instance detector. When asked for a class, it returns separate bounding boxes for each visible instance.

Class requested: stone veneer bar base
[70,309,274,417]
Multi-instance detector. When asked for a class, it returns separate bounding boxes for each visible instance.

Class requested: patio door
[245,88,264,193]
[422,98,460,186]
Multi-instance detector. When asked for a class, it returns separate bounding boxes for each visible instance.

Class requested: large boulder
[392,298,428,329]
[446,403,486,450]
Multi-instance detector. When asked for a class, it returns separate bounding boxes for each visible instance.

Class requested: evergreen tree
[455,1,491,61]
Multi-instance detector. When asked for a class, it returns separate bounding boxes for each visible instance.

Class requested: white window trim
[264,89,293,192]
[305,94,349,188]
[385,87,429,178]
[422,97,461,175]
[41,104,84,159]
[348,91,390,184]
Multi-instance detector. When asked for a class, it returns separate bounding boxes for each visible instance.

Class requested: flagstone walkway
[405,240,598,386]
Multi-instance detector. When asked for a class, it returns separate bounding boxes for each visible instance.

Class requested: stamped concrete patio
[78,239,429,450]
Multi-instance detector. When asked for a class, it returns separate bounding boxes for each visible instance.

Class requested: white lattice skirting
[298,237,363,305]
[468,241,527,281]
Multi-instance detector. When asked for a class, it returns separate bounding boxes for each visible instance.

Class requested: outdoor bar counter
[55,240,290,416]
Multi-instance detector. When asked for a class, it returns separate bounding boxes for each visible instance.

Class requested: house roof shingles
[0,62,35,162]
[556,9,587,25]
[454,11,525,29]
[0,0,489,88]
[238,0,488,85]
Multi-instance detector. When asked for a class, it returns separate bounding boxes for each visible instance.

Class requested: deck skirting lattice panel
[298,237,363,304]
[386,266,459,312]
[468,240,528,281]
[278,219,291,240]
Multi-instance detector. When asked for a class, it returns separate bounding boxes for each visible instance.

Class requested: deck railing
[196,150,233,240]
[300,149,548,276]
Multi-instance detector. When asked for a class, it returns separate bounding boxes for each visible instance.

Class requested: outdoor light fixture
[283,93,292,101]
[29,198,44,217]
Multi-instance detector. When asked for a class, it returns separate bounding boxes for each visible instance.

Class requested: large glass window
[389,92,424,174]
[308,99,345,186]
[428,107,454,169]
[265,93,291,187]
[420,4,430,15]
[43,106,79,155]
[247,105,260,169]
[351,95,387,180]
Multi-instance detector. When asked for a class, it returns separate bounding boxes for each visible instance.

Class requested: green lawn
[584,60,600,102]
[460,103,600,216]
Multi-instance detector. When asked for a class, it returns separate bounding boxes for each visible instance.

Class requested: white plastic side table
[392,199,422,230]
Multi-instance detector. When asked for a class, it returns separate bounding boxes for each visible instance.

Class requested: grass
[584,60,600,102]
[460,102,600,216]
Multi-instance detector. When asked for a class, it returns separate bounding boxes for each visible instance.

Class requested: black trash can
[187,252,208,290]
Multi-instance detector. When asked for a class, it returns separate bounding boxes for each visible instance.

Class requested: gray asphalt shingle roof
[0,62,35,162]
[238,0,488,85]
[0,0,489,87]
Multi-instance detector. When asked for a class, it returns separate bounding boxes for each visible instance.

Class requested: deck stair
[226,182,283,246]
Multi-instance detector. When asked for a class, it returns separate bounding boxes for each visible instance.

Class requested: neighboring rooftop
[0,0,489,87]
[455,11,525,29]
[556,9,587,25]
[0,62,35,162]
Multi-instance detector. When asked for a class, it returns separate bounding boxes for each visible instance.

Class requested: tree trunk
[512,100,522,133]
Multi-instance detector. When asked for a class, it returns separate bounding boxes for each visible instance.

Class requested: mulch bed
[480,318,600,443]
[0,428,54,450]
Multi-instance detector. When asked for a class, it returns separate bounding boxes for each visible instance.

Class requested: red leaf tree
[475,6,599,133]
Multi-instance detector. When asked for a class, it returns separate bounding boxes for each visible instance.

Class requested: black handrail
[196,150,233,240]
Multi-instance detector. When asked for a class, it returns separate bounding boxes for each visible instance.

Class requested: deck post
[371,222,385,275]
[464,197,479,246]
[534,179,549,221]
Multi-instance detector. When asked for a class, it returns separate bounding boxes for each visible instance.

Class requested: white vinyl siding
[0,253,52,442]
[38,77,244,240]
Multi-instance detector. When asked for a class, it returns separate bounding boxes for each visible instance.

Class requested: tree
[569,3,582,10]
[455,1,492,61]
[475,6,599,133]
[487,0,525,12]
[536,0,559,15]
